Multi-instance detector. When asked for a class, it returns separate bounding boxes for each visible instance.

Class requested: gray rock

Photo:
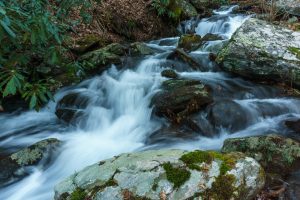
[0,138,61,186]
[151,79,213,124]
[275,0,300,17]
[178,34,202,52]
[167,48,205,71]
[217,18,300,88]
[129,42,155,56]
[222,134,300,174]
[55,92,90,124]
[54,149,265,200]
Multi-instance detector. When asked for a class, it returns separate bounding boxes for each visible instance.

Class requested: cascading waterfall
[0,5,299,200]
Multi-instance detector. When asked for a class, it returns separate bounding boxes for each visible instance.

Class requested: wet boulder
[208,100,248,133]
[167,48,205,71]
[54,149,265,200]
[129,42,155,56]
[161,69,179,79]
[178,34,202,52]
[222,134,300,174]
[202,33,223,42]
[55,92,90,124]
[0,138,61,187]
[175,0,198,19]
[152,79,213,124]
[217,18,300,88]
[285,119,300,133]
[79,43,127,74]
[275,0,300,17]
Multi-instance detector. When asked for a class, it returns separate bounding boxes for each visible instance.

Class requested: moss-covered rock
[217,18,300,88]
[222,134,300,174]
[129,42,155,56]
[79,43,126,74]
[70,34,110,55]
[0,138,61,187]
[178,34,202,52]
[54,149,265,200]
[175,0,198,20]
[151,79,213,124]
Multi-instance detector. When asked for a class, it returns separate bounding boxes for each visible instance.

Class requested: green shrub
[0,0,98,110]
[151,0,182,22]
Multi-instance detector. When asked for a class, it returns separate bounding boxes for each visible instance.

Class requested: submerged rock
[175,0,198,19]
[54,149,265,200]
[55,92,90,124]
[152,79,213,124]
[217,18,300,88]
[222,134,300,174]
[208,100,248,133]
[0,138,61,186]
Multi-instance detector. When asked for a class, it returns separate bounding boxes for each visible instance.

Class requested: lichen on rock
[54,149,265,200]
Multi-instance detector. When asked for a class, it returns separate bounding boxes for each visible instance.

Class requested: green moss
[180,150,236,175]
[219,162,231,175]
[162,162,191,188]
[70,188,87,200]
[180,150,213,165]
[152,182,158,191]
[288,46,300,59]
[207,174,237,200]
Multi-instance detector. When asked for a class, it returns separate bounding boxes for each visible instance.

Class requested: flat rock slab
[54,149,265,200]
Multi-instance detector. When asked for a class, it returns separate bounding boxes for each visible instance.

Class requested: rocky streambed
[0,4,300,200]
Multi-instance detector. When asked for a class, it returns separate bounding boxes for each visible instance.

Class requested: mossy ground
[162,162,191,188]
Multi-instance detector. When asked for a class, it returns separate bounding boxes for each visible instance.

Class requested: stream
[0,6,299,200]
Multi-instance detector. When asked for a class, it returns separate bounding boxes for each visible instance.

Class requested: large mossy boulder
[222,134,300,174]
[217,18,300,88]
[152,79,213,123]
[175,0,198,19]
[54,149,265,200]
[275,0,300,17]
[0,138,61,186]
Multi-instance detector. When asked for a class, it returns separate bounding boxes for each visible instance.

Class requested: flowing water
[0,6,299,200]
